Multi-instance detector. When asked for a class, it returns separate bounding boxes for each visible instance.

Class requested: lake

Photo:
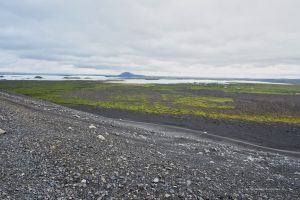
[0,74,293,85]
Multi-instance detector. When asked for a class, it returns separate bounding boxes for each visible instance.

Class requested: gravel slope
[0,90,299,199]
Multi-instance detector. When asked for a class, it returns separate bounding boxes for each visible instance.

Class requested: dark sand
[69,105,300,152]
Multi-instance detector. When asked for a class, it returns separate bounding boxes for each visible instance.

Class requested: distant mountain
[105,72,145,78]
[118,72,144,78]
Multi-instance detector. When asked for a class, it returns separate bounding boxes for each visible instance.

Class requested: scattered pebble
[187,180,192,186]
[204,149,210,153]
[247,156,255,162]
[97,135,106,141]
[165,193,171,198]
[153,177,159,183]
[0,128,6,135]
[89,124,96,129]
[101,176,107,183]
[139,135,147,140]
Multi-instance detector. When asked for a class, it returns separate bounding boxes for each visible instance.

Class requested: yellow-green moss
[0,80,300,124]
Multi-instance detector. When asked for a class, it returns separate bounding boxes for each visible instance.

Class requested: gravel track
[0,91,300,199]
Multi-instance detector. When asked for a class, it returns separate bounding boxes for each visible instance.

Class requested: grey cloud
[0,0,300,77]
[74,64,136,72]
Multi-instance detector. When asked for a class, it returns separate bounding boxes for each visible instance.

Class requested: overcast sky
[0,0,300,78]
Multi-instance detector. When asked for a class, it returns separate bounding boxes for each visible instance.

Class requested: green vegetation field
[1,81,300,124]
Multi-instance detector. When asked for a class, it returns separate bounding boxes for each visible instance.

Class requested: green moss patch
[0,80,300,124]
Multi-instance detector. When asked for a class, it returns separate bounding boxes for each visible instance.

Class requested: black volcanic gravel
[69,105,300,152]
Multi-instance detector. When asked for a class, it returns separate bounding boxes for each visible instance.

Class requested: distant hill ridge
[118,72,144,78]
[105,72,144,78]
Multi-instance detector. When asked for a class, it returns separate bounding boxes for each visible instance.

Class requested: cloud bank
[0,0,300,78]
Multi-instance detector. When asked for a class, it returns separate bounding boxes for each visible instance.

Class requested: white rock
[247,156,255,161]
[186,180,192,186]
[81,179,87,183]
[0,128,6,135]
[97,135,106,141]
[139,135,147,140]
[89,124,96,129]
[153,177,159,183]
[204,149,210,153]
[101,176,107,183]
[165,194,171,198]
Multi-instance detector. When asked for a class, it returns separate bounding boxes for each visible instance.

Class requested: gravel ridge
[0,90,299,199]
